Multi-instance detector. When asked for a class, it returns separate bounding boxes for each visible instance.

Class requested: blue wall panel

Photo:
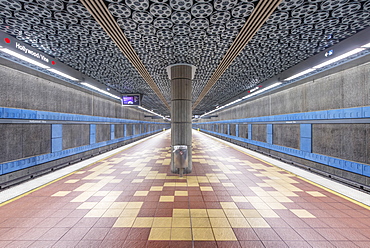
[51,124,63,153]
[90,124,96,145]
[267,124,273,144]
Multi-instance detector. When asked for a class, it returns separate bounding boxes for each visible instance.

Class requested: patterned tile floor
[0,131,370,248]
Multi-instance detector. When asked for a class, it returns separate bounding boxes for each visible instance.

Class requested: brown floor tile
[193,241,218,247]
[29,240,56,248]
[127,228,151,240]
[147,240,171,248]
[239,240,265,248]
[122,240,147,248]
[60,227,90,241]
[262,240,288,248]
[75,240,102,247]
[233,228,259,240]
[169,241,193,247]
[5,240,34,248]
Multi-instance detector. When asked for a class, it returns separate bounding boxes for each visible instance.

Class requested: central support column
[167,64,196,176]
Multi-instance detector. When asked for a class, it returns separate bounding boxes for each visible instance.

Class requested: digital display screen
[122,95,140,106]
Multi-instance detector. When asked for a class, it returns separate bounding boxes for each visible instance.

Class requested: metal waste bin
[173,145,188,177]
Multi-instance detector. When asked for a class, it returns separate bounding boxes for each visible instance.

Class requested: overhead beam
[80,0,170,109]
[192,0,282,110]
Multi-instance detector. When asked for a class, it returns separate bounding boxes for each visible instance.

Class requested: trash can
[173,145,188,177]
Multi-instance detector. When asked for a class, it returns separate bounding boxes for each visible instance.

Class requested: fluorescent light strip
[48,68,79,81]
[284,68,315,81]
[313,48,365,69]
[362,42,370,48]
[138,106,169,120]
[81,82,121,99]
[1,48,50,69]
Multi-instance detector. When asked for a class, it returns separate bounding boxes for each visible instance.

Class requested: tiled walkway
[0,131,370,247]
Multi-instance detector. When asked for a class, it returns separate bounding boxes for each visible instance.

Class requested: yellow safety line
[200,132,370,210]
[0,131,165,207]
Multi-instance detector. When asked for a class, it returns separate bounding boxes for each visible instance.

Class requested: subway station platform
[0,131,370,248]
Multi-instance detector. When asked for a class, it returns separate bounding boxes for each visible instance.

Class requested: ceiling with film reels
[0,0,370,116]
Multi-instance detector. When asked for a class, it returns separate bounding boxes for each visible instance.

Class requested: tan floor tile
[290,209,316,218]
[246,218,271,228]
[113,217,136,227]
[77,202,98,209]
[64,180,79,183]
[250,202,271,210]
[207,209,226,218]
[209,218,230,227]
[212,228,237,241]
[190,209,208,218]
[102,208,122,217]
[150,186,163,191]
[152,217,172,227]
[110,202,128,209]
[267,202,287,209]
[148,228,171,240]
[223,209,244,218]
[51,191,71,197]
[191,218,211,227]
[192,228,214,241]
[175,191,188,196]
[257,209,279,218]
[85,209,106,218]
[231,196,248,202]
[126,202,143,208]
[228,218,250,228]
[172,218,191,227]
[200,186,213,191]
[220,202,238,209]
[306,191,326,197]
[134,191,149,196]
[94,202,113,209]
[120,209,140,217]
[171,228,192,240]
[175,182,187,187]
[173,209,190,218]
[159,196,175,202]
[131,179,144,183]
[120,171,131,174]
[133,217,154,227]
[164,182,176,187]
[93,191,109,196]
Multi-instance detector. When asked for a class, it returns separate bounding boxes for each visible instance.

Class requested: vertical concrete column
[167,64,196,175]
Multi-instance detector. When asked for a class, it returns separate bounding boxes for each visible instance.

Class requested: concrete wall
[0,59,168,187]
[196,56,370,187]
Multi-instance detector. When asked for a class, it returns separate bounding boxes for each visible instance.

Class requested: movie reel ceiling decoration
[0,0,370,115]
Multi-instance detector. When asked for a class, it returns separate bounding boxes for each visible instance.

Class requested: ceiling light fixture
[283,68,316,81]
[313,48,365,69]
[0,48,50,69]
[362,42,370,48]
[48,68,79,81]
[81,82,121,100]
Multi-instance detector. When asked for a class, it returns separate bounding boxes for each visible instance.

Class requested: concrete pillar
[167,64,196,175]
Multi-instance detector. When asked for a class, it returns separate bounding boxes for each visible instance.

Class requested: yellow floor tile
[212,228,237,241]
[200,186,213,191]
[94,202,113,209]
[85,209,106,218]
[257,209,279,218]
[231,196,248,202]
[113,217,136,227]
[228,218,250,228]
[134,191,149,196]
[209,218,230,227]
[240,209,261,218]
[64,180,79,183]
[191,218,211,227]
[173,209,190,218]
[126,202,143,208]
[223,209,244,218]
[190,209,208,218]
[148,228,171,240]
[207,209,226,218]
[131,179,144,183]
[172,218,191,227]
[159,196,175,202]
[102,208,123,217]
[267,202,287,209]
[51,191,71,197]
[220,202,238,209]
[250,202,271,210]
[152,217,172,227]
[175,191,188,196]
[120,209,140,217]
[222,183,235,187]
[171,228,192,240]
[306,191,326,197]
[77,202,98,209]
[133,217,154,227]
[121,171,131,174]
[164,182,176,187]
[246,218,271,228]
[192,228,214,241]
[175,182,187,187]
[290,209,316,218]
[150,186,163,191]
[109,202,128,209]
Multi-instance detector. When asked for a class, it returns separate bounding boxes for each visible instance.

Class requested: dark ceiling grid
[193,0,370,114]
[0,0,169,114]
